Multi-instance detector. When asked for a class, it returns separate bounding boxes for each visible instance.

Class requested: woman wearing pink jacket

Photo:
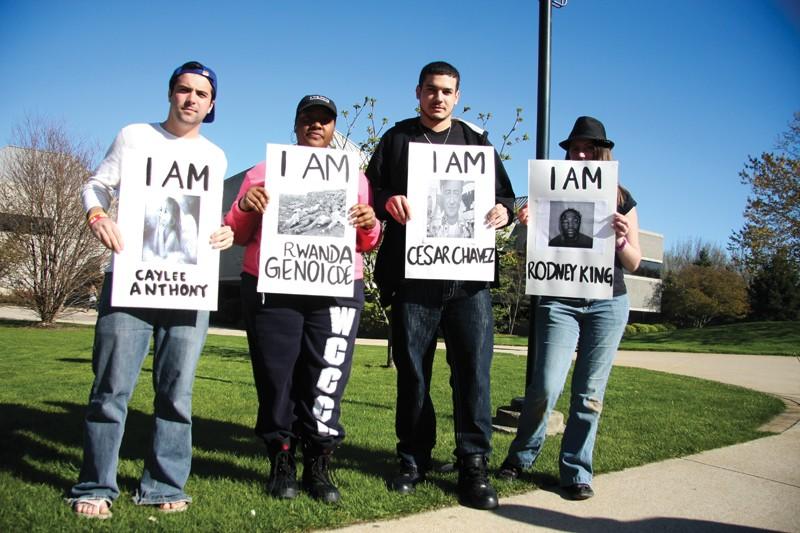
[224,95,381,504]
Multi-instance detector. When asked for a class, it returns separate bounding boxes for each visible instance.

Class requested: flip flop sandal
[72,498,113,519]
[158,500,189,513]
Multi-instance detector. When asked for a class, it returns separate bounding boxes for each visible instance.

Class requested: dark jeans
[391,280,494,467]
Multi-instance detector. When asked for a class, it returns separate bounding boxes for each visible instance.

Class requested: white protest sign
[257,143,359,297]
[526,160,618,299]
[112,147,225,310]
[405,143,496,281]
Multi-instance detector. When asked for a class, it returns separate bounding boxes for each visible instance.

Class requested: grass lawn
[497,321,800,356]
[620,321,800,356]
[0,320,784,532]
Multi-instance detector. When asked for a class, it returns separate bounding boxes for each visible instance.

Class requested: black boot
[389,459,426,494]
[302,452,340,504]
[457,454,498,510]
[266,439,299,499]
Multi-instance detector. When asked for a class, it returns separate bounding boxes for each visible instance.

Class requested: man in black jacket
[366,61,515,510]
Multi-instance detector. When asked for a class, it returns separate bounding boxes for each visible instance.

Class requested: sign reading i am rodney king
[526,160,618,299]
[405,143,496,281]
[112,147,225,310]
[257,144,359,297]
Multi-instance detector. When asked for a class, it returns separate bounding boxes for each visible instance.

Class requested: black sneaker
[389,460,425,494]
[564,483,594,500]
[266,445,299,499]
[497,460,521,482]
[457,454,499,510]
[303,454,340,504]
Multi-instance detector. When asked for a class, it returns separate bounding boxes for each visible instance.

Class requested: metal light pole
[525,0,557,389]
[503,0,564,420]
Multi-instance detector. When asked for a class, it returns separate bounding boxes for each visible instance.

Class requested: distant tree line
[658,112,800,327]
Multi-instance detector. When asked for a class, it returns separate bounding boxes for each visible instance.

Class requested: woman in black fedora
[499,116,641,500]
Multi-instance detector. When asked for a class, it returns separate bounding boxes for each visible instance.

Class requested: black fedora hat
[559,116,614,150]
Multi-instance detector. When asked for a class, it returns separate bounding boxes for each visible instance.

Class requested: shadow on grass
[55,356,256,387]
[494,505,768,532]
[0,400,398,495]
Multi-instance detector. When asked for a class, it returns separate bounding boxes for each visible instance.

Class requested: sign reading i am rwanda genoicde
[257,143,359,297]
[526,160,618,299]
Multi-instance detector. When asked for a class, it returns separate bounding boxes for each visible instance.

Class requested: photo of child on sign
[142,194,200,264]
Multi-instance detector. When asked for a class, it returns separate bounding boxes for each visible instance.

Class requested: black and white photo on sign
[278,189,347,237]
[405,143,496,282]
[258,143,359,297]
[427,179,474,238]
[142,194,200,264]
[112,147,225,310]
[526,159,618,299]
[547,201,594,250]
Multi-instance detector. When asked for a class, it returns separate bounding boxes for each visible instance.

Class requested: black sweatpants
[241,273,364,454]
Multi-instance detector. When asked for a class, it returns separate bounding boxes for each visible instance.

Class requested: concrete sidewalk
[4,306,799,531]
[324,349,800,532]
[333,344,800,531]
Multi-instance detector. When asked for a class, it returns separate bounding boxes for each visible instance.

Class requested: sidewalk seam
[680,457,800,489]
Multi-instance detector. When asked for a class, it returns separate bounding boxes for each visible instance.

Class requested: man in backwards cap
[70,61,233,519]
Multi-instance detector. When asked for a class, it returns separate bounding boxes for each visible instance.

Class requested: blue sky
[2,0,798,252]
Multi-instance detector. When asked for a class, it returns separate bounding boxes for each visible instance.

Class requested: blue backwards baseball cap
[169,61,218,123]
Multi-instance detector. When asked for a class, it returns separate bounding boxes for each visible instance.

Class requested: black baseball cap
[295,95,337,121]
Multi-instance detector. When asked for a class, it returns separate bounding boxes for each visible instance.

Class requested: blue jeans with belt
[504,294,629,485]
[70,274,208,505]
[391,280,494,468]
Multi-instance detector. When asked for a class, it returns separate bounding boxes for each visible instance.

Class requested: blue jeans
[504,294,629,485]
[391,280,494,467]
[70,275,209,504]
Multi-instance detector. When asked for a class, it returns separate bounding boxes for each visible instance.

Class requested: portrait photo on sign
[548,201,595,250]
[141,194,200,264]
[427,178,475,238]
[278,189,347,237]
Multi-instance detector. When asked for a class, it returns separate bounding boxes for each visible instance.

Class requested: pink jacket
[224,161,382,280]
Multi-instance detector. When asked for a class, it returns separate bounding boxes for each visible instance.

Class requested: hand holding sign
[612,212,629,240]
[517,203,530,226]
[239,185,269,213]
[209,225,234,250]
[349,203,376,230]
[90,214,125,253]
[484,203,509,229]
[385,194,411,225]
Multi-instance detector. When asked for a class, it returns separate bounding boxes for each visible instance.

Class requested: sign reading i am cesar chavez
[526,160,619,299]
[404,143,496,281]
[112,147,225,310]
[257,143,359,297]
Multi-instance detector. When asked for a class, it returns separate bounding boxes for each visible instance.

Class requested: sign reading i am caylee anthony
[257,143,359,297]
[526,160,619,299]
[404,142,496,281]
[112,146,225,310]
